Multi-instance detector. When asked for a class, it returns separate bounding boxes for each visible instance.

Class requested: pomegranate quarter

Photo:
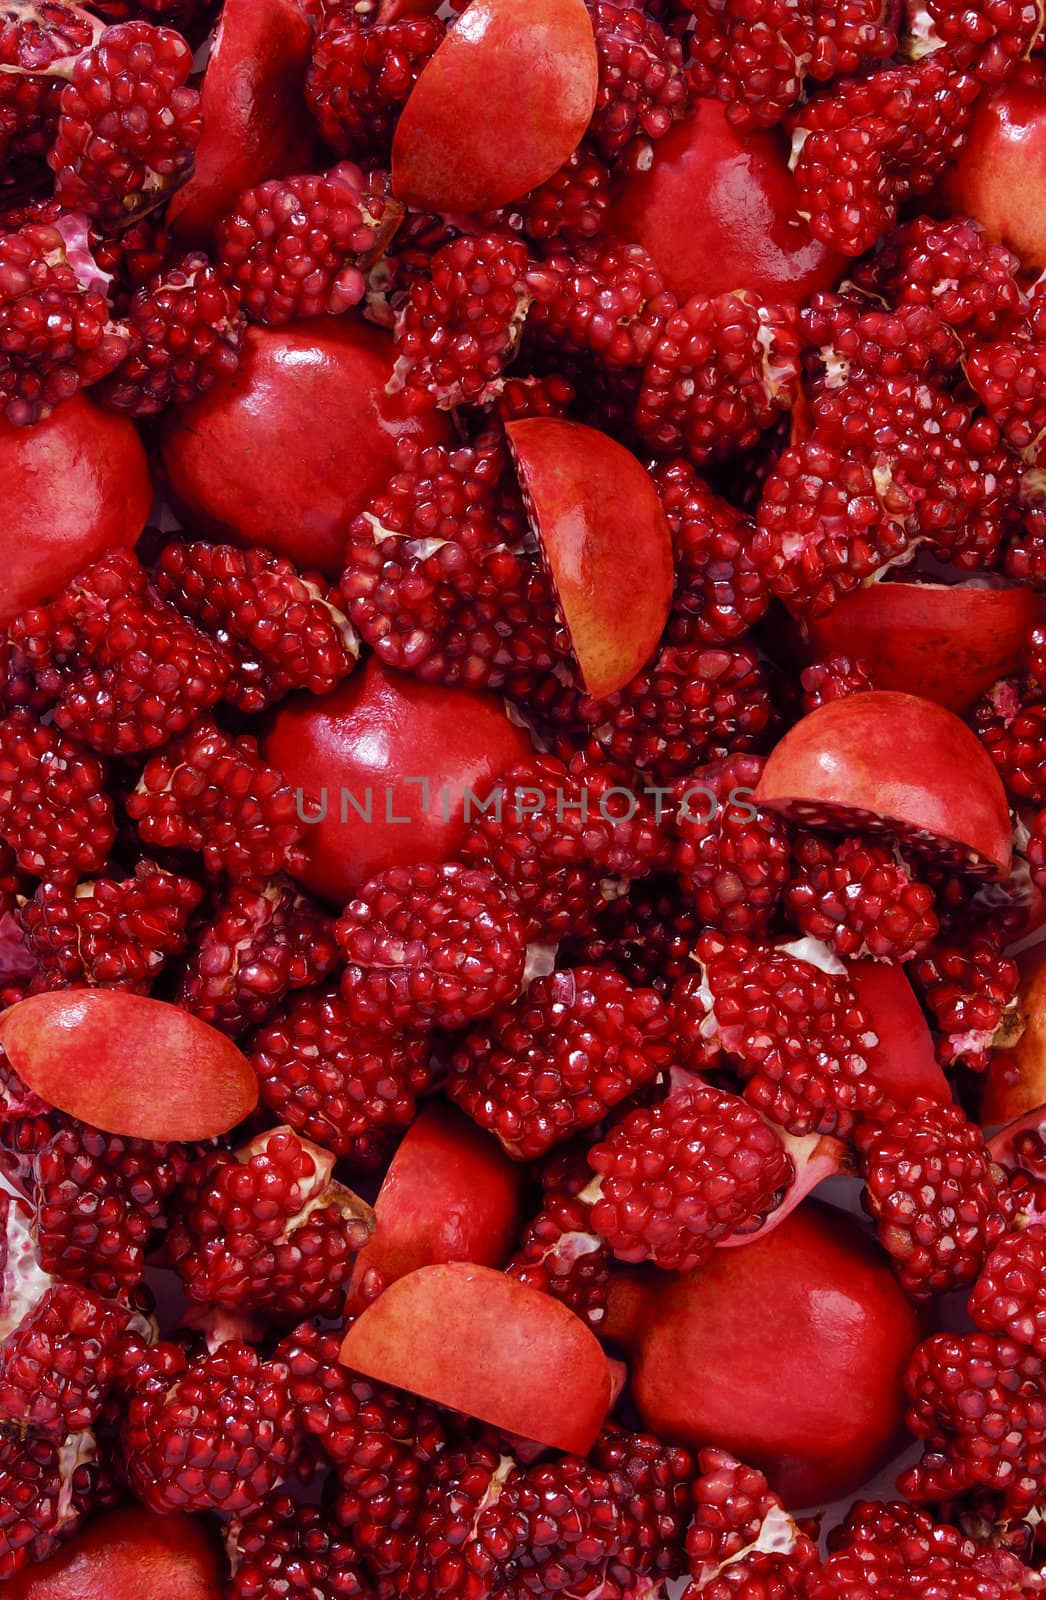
[755,691,1013,876]
[0,991,259,1142]
[507,418,673,699]
[339,1262,613,1454]
[392,0,599,212]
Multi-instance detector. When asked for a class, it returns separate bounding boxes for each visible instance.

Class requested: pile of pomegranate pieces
[7,0,1046,1592]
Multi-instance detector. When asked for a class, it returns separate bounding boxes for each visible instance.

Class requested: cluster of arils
[6,0,1046,1592]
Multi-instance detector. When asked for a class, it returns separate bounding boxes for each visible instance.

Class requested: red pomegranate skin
[627,1202,922,1507]
[1,395,151,627]
[161,319,453,575]
[3,1507,224,1599]
[265,658,534,902]
[608,99,844,303]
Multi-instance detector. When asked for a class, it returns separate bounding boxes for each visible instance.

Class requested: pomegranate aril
[176,880,339,1037]
[0,711,115,883]
[155,540,359,714]
[20,859,202,993]
[586,1078,794,1271]
[48,19,203,226]
[126,719,305,884]
[250,988,435,1167]
[447,964,675,1161]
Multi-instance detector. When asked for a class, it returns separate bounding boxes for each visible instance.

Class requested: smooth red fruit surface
[162,321,452,575]
[392,0,598,212]
[848,959,950,1107]
[755,691,1013,875]
[507,419,672,699]
[4,1508,223,1599]
[982,946,1046,1127]
[167,0,314,246]
[623,1202,921,1507]
[0,396,151,627]
[339,1262,613,1453]
[939,76,1046,269]
[265,658,532,902]
[608,100,843,303]
[0,990,259,1142]
[807,583,1046,715]
[346,1103,525,1313]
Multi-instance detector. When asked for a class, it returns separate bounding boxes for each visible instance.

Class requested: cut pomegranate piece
[755,691,1013,875]
[345,1103,525,1313]
[339,1262,612,1454]
[167,0,315,246]
[608,99,844,303]
[847,959,950,1108]
[939,64,1046,271]
[391,0,599,213]
[806,581,1046,715]
[0,990,258,1142]
[506,418,673,698]
[982,945,1046,1129]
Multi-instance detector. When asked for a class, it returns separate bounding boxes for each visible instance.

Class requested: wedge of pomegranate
[167,0,314,246]
[0,991,259,1142]
[507,419,673,699]
[848,959,950,1107]
[392,0,599,212]
[345,1104,526,1313]
[3,1508,223,1599]
[755,691,1012,876]
[614,1202,921,1507]
[339,1261,612,1453]
[806,582,1046,715]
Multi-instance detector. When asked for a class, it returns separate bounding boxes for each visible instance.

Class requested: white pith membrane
[0,1194,54,1340]
[691,1502,801,1588]
[55,1430,96,1530]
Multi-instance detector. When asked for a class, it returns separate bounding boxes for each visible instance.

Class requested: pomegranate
[0,397,151,628]
[755,691,1014,876]
[339,1262,613,1454]
[2,1508,223,1599]
[161,320,452,575]
[608,99,845,304]
[612,1202,922,1507]
[264,657,533,901]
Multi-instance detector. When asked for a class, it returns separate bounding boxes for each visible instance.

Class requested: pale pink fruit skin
[807,583,1046,715]
[507,418,673,699]
[392,0,599,212]
[0,991,259,1143]
[3,1508,224,1600]
[167,0,315,247]
[161,321,453,576]
[339,1261,613,1454]
[345,1104,525,1313]
[755,691,1013,876]
[621,1202,922,1507]
[0,397,151,628]
[608,99,844,303]
[939,75,1046,271]
[265,658,533,903]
